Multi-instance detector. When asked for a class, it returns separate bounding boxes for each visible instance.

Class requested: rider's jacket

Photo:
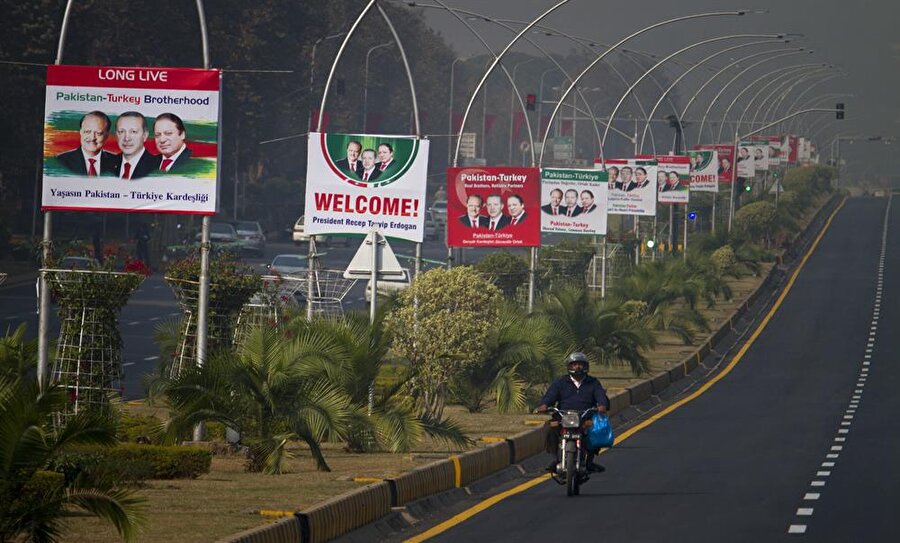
[541,374,610,412]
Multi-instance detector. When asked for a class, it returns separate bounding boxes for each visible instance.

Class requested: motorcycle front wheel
[565,450,577,496]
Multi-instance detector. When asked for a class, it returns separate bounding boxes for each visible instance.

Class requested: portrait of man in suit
[579,190,597,214]
[377,143,395,175]
[620,167,636,192]
[458,194,488,228]
[563,189,581,217]
[359,149,381,182]
[506,194,527,226]
[634,167,650,189]
[607,166,621,191]
[113,111,160,180]
[335,140,363,177]
[154,113,192,173]
[541,188,564,215]
[56,111,118,176]
[485,194,510,231]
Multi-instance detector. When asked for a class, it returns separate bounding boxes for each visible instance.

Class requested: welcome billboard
[42,64,220,214]
[304,132,429,242]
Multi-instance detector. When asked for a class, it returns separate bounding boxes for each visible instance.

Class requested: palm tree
[158,326,352,473]
[291,307,470,453]
[539,287,655,376]
[0,378,144,542]
[450,304,553,413]
[613,260,710,344]
[0,323,38,381]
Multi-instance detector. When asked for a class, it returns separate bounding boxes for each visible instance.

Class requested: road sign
[519,140,530,153]
[344,231,406,279]
[459,132,477,159]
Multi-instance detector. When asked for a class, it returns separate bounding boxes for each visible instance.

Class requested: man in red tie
[359,149,381,182]
[154,112,192,173]
[376,143,394,174]
[56,111,117,176]
[113,111,160,180]
[485,194,511,231]
[506,194,527,226]
[458,194,487,228]
[540,188,564,215]
[563,189,581,217]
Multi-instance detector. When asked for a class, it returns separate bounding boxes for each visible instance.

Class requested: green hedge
[51,444,212,485]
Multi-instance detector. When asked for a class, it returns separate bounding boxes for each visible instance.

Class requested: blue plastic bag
[586,413,614,451]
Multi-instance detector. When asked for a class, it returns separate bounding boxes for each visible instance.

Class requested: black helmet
[566,352,589,379]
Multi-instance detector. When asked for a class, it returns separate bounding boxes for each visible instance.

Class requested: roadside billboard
[304,132,429,242]
[540,168,608,235]
[596,158,658,216]
[654,155,691,204]
[687,149,718,192]
[736,142,755,178]
[446,166,540,247]
[42,64,220,214]
[693,143,734,183]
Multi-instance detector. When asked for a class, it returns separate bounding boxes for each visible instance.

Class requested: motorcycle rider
[536,352,610,474]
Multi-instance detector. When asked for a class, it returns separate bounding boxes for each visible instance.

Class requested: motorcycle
[547,406,597,496]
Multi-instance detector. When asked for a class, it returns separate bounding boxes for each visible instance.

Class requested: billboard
[654,155,690,204]
[540,168,608,235]
[751,142,769,171]
[688,149,718,192]
[597,158,658,216]
[42,65,220,214]
[787,135,799,164]
[304,132,429,242]
[446,167,540,247]
[693,143,734,183]
[736,142,755,178]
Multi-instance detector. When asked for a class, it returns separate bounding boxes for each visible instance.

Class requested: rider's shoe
[546,460,558,473]
[586,462,606,473]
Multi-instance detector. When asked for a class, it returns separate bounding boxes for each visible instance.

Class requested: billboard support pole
[683,207,688,262]
[527,248,536,313]
[729,133,739,233]
[193,0,213,442]
[38,0,76,390]
[600,236,607,300]
[368,229,379,415]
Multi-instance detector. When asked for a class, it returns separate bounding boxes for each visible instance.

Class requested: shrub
[710,245,738,275]
[733,201,778,246]
[51,444,212,486]
[117,413,164,444]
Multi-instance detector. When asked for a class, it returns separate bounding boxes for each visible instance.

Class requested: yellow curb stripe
[352,477,383,483]
[402,197,846,543]
[258,510,295,518]
[450,456,461,488]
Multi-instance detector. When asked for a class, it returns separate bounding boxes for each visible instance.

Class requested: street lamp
[507,57,540,164]
[602,34,776,154]
[637,37,787,154]
[733,64,829,138]
[759,71,842,127]
[308,32,347,128]
[697,48,809,145]
[541,9,751,167]
[363,42,393,131]
[747,67,834,131]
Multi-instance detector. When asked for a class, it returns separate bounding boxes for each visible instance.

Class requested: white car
[364,269,411,302]
[266,254,308,277]
[292,216,349,247]
[429,200,448,227]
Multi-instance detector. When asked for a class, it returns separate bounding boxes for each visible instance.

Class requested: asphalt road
[401,196,897,542]
[0,234,511,400]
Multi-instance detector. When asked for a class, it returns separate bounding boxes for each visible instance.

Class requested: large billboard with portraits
[305,132,429,242]
[693,143,734,183]
[595,158,657,216]
[653,155,690,204]
[751,142,769,171]
[736,142,756,178]
[42,65,220,214]
[446,167,540,247]
[540,168,608,235]
[688,149,718,192]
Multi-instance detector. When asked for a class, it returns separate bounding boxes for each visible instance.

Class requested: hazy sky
[409,0,899,174]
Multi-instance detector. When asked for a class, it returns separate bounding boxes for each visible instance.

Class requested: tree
[158,326,351,473]
[0,378,144,542]
[733,200,778,248]
[539,287,654,376]
[450,304,553,413]
[290,307,470,453]
[613,260,710,345]
[386,267,503,420]
[0,323,38,381]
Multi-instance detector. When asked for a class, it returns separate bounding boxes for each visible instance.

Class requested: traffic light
[744,182,753,193]
[646,239,656,249]
[526,94,537,111]
[836,102,844,120]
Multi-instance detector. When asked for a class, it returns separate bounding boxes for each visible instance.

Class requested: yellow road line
[403,197,847,543]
